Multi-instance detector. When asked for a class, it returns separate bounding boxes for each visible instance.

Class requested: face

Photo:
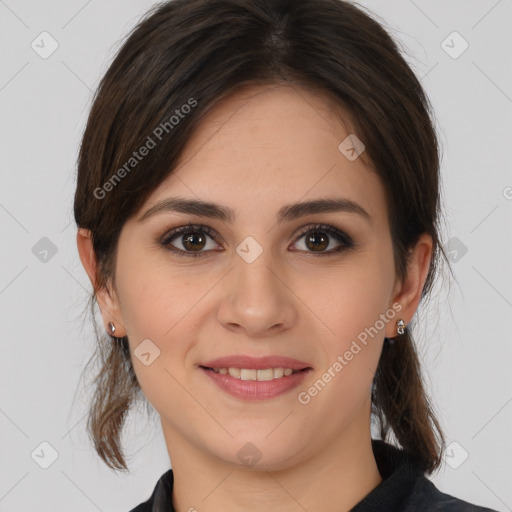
[106,84,406,470]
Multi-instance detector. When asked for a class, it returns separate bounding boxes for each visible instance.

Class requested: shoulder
[128,469,174,512]
[354,440,498,512]
[409,475,499,512]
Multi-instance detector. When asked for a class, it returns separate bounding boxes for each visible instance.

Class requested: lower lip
[200,367,312,400]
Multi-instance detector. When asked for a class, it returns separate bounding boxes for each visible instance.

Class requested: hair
[74,0,452,474]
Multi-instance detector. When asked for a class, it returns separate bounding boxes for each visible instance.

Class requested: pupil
[307,232,328,251]
[183,232,205,251]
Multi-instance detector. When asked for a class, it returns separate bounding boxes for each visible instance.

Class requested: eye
[159,224,221,257]
[159,223,355,258]
[290,224,354,256]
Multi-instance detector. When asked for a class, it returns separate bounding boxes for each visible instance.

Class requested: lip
[200,366,312,401]
[200,355,313,371]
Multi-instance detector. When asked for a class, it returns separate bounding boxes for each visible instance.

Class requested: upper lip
[201,355,312,370]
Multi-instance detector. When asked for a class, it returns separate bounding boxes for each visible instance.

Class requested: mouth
[199,366,311,381]
[198,355,313,399]
[199,364,313,400]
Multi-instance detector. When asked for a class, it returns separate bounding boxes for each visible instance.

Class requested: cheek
[116,262,205,413]
[310,258,392,334]
[115,256,220,395]
[305,261,392,380]
[117,252,214,341]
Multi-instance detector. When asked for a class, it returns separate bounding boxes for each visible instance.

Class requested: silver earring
[397,319,405,335]
[108,321,116,335]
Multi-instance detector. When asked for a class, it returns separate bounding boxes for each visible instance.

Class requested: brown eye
[291,224,354,255]
[304,232,329,252]
[160,224,220,257]
[159,223,354,258]
[181,232,207,251]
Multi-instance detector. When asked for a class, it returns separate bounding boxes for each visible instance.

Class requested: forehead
[145,84,387,229]
[177,83,355,165]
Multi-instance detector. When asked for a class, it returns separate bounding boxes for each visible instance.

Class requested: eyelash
[158,223,355,258]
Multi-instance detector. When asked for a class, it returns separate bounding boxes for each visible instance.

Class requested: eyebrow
[137,196,372,224]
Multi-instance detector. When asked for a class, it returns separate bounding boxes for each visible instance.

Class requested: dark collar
[350,439,425,511]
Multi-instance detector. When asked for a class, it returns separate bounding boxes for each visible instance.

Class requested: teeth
[273,367,284,378]
[228,367,241,378]
[241,369,257,380]
[211,367,300,381]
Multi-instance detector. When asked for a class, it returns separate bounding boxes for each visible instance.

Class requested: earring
[108,321,116,335]
[396,319,405,335]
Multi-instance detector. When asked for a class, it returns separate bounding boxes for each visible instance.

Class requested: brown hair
[74,0,451,474]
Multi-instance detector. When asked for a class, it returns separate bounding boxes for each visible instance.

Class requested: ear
[76,228,126,337]
[385,233,433,338]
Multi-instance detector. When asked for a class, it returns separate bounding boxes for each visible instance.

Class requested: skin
[77,84,433,512]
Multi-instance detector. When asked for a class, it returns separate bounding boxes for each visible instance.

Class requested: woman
[74,0,498,510]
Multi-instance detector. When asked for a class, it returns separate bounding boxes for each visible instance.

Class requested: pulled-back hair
[74,0,451,473]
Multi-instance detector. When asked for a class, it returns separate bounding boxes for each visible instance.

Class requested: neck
[162,416,382,512]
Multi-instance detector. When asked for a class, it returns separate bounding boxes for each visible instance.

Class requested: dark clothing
[129,439,498,511]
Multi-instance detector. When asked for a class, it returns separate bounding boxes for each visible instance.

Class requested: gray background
[0,0,511,511]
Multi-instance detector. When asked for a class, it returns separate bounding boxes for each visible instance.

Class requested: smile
[200,366,312,400]
[204,367,303,381]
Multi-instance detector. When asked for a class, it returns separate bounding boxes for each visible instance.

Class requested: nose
[216,251,298,338]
